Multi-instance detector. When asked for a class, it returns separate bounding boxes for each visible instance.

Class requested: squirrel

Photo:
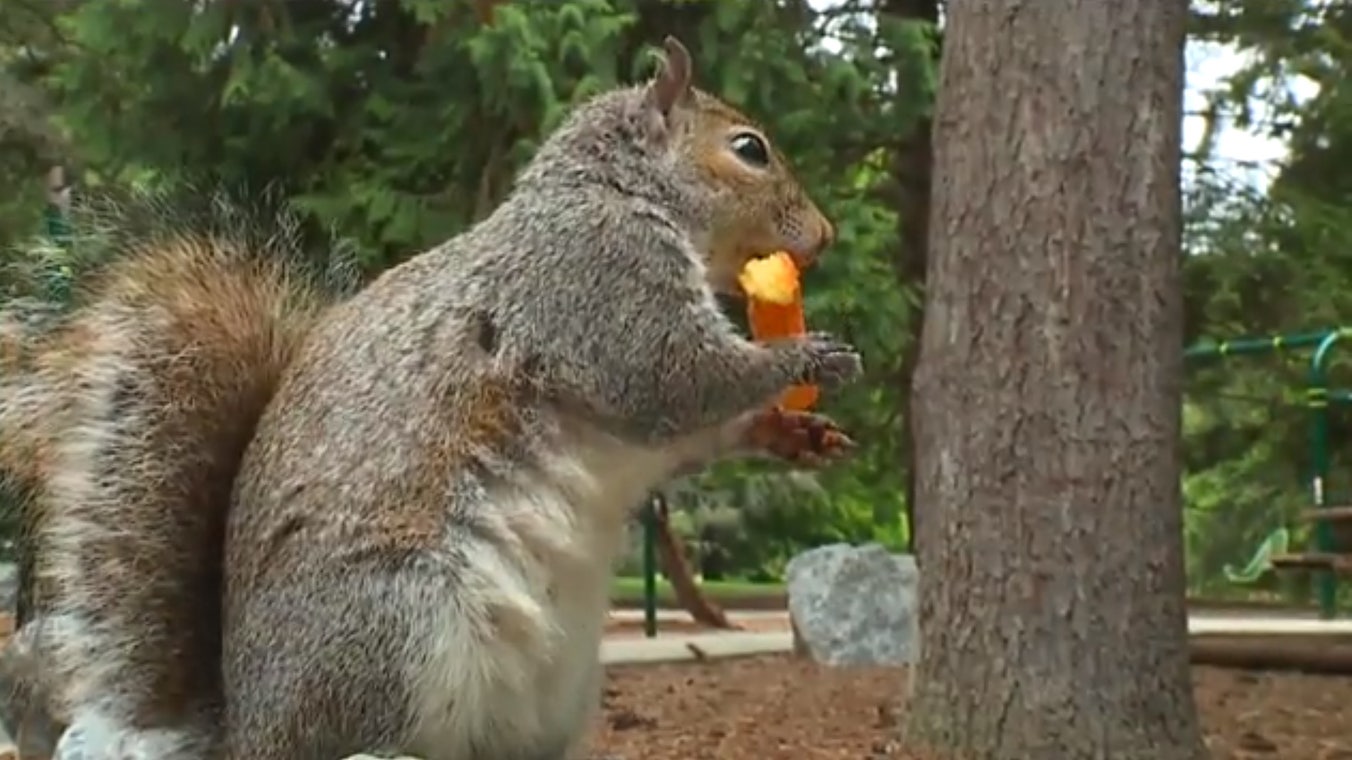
[1,36,863,760]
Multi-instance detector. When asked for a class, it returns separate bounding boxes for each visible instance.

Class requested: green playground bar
[1186,327,1352,619]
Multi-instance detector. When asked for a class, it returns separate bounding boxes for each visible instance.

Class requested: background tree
[878,0,940,553]
[904,1,1204,757]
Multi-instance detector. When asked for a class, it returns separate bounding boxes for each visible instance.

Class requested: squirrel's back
[1,195,343,752]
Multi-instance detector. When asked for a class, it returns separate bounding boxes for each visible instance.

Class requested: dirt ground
[589,654,1352,759]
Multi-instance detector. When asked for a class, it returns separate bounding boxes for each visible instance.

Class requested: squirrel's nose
[794,207,835,270]
[817,215,836,252]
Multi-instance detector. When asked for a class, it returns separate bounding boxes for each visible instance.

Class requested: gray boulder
[786,543,919,666]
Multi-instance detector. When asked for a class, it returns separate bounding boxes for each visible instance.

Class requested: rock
[786,543,919,666]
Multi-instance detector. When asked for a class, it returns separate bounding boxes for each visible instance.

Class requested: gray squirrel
[0,37,862,759]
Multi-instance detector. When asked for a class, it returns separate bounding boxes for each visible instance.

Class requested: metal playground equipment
[1187,328,1352,620]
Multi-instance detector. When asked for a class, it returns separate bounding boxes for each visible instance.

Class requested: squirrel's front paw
[744,407,856,467]
[770,332,863,391]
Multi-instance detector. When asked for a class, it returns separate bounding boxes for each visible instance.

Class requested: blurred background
[0,0,1347,609]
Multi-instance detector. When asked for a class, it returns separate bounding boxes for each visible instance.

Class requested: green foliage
[1183,0,1352,600]
[0,0,933,579]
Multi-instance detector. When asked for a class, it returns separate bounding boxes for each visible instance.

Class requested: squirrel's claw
[745,408,856,467]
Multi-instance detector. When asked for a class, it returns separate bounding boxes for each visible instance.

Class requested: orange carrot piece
[739,252,819,411]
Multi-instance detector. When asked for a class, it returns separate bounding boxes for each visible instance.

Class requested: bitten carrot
[738,252,819,411]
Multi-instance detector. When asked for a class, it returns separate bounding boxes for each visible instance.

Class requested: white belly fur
[404,433,674,759]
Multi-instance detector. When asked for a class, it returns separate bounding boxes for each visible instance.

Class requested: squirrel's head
[520,37,834,297]
[643,38,834,296]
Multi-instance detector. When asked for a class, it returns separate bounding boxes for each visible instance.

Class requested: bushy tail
[0,186,357,753]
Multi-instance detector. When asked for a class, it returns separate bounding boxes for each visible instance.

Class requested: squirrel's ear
[643,36,693,119]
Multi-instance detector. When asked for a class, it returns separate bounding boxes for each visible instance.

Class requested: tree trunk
[651,493,736,630]
[878,0,939,555]
[903,1,1204,758]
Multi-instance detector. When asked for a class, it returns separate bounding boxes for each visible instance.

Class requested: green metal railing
[1184,331,1337,359]
[640,497,658,637]
[1187,327,1352,619]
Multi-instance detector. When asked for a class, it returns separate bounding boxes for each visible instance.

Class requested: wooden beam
[1270,553,1352,573]
[1297,506,1352,523]
[1192,634,1352,675]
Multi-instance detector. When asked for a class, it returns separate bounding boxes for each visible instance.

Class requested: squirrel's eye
[729,132,771,169]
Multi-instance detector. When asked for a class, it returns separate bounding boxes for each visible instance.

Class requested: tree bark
[903,1,1203,758]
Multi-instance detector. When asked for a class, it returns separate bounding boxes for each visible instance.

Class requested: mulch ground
[5,612,1350,758]
[589,654,1352,759]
